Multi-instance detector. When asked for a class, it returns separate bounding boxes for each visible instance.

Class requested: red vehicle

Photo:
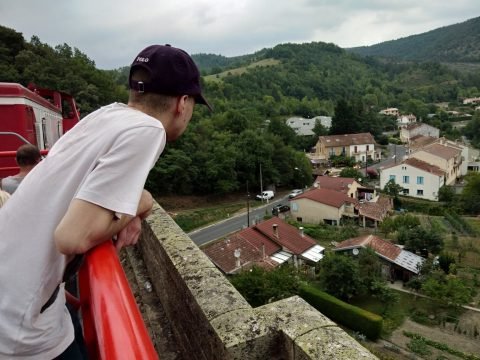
[0,82,80,177]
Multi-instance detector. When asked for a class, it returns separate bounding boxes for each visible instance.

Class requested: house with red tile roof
[357,195,393,228]
[380,157,445,201]
[289,188,358,225]
[313,175,377,202]
[400,123,439,143]
[309,132,381,164]
[313,176,361,198]
[409,141,462,185]
[333,235,424,282]
[202,217,324,274]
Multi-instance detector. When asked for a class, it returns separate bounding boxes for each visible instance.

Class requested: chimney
[234,248,241,268]
[299,227,304,237]
[272,224,279,238]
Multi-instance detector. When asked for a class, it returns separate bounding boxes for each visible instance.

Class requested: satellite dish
[352,248,359,256]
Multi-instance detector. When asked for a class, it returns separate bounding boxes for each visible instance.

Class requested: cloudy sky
[0,1,478,69]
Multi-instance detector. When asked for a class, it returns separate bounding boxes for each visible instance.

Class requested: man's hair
[128,67,177,112]
[16,144,41,167]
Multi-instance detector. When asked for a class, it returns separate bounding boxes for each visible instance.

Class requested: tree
[397,226,443,255]
[339,167,364,180]
[438,253,456,274]
[461,173,480,214]
[422,276,472,309]
[318,253,361,300]
[438,185,455,203]
[383,179,403,198]
[229,265,300,307]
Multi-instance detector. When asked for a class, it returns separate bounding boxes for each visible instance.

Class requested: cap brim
[194,94,213,112]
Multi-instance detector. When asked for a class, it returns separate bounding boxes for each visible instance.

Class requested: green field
[205,58,280,82]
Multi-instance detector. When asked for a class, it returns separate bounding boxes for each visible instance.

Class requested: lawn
[173,203,247,232]
[350,290,461,337]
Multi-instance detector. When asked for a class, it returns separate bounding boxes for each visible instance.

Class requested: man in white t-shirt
[0,44,212,359]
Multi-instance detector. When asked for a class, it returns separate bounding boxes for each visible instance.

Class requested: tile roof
[202,234,279,274]
[420,143,461,160]
[203,218,321,273]
[403,158,445,176]
[314,176,356,193]
[357,201,389,222]
[334,235,425,274]
[335,235,401,261]
[294,188,357,208]
[319,132,376,147]
[253,217,318,254]
[382,157,445,176]
[408,135,438,150]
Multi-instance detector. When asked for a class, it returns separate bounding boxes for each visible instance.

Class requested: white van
[256,190,275,200]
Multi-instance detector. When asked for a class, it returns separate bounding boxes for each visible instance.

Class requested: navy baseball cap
[129,44,212,111]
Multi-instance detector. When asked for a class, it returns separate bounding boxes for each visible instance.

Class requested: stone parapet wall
[140,201,377,359]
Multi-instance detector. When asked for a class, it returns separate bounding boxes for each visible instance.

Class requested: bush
[299,283,383,340]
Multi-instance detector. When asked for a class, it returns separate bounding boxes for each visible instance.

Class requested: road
[375,144,407,170]
[188,196,289,246]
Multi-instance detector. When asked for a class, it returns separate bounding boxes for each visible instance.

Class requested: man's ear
[175,95,189,114]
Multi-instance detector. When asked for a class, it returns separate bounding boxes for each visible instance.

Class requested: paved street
[188,196,289,246]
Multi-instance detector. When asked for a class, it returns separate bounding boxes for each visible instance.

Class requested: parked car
[288,189,303,199]
[256,190,275,200]
[272,204,290,216]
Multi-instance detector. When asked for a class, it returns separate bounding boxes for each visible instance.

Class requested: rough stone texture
[140,201,377,360]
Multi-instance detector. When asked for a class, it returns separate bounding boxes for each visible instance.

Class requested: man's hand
[137,190,153,220]
[115,216,142,252]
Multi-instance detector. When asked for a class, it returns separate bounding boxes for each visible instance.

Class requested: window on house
[417,189,424,196]
[354,146,357,153]
[417,176,424,185]
[296,217,303,223]
[403,189,409,195]
[403,176,409,184]
[389,175,396,182]
[366,145,369,151]
[329,148,335,156]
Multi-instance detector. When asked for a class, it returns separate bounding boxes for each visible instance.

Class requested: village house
[379,107,400,116]
[357,195,393,228]
[202,217,325,274]
[313,176,364,199]
[307,176,392,227]
[380,157,445,201]
[290,188,357,225]
[333,235,425,282]
[396,114,417,128]
[400,123,439,143]
[463,97,480,105]
[309,132,381,164]
[285,116,332,136]
[409,141,463,185]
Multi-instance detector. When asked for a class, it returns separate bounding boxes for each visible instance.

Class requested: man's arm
[54,190,153,255]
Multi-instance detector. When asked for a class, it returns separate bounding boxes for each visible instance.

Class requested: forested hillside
[349,16,480,64]
[1,24,480,196]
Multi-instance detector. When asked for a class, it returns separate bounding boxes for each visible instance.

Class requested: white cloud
[0,0,478,69]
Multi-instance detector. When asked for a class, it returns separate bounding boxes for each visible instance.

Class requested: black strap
[40,284,60,313]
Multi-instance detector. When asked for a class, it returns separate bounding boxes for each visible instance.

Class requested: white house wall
[380,163,444,201]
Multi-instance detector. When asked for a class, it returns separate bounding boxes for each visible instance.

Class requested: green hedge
[299,283,383,340]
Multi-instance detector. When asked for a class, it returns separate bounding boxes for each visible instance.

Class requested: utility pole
[246,180,250,227]
[259,163,264,204]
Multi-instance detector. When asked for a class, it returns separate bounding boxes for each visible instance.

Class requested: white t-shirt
[0,103,166,359]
